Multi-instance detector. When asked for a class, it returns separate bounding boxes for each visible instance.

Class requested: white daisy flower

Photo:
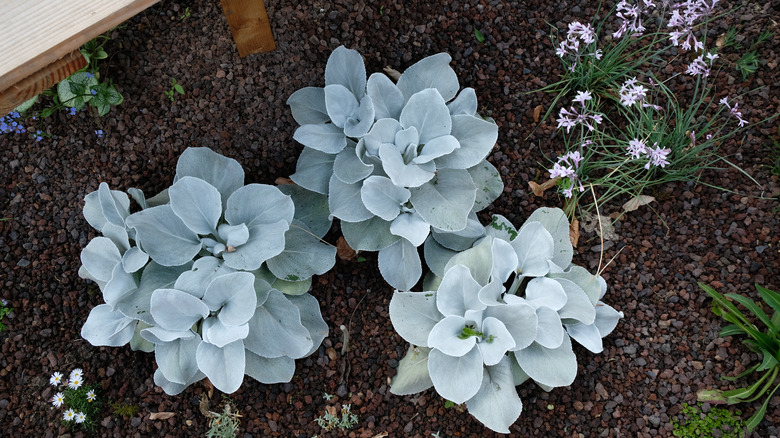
[75,412,86,424]
[51,392,65,408]
[67,377,82,390]
[63,409,76,421]
[49,372,63,386]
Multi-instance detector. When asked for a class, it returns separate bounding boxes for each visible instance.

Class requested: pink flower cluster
[613,0,656,38]
[618,77,649,107]
[668,0,720,52]
[556,91,604,133]
[549,149,586,198]
[556,21,602,71]
[719,97,748,127]
[686,52,718,77]
[626,138,671,169]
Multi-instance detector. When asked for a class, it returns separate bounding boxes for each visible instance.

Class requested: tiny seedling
[180,7,191,20]
[111,401,140,418]
[731,30,773,80]
[314,404,359,432]
[322,392,334,401]
[165,78,185,102]
[0,299,11,332]
[671,403,745,438]
[473,26,486,44]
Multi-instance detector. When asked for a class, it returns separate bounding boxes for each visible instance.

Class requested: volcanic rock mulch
[1,0,779,436]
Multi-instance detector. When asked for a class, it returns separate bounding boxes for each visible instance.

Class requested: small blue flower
[90,89,97,96]
[10,112,20,119]
[95,129,104,138]
[85,72,94,78]
[34,130,42,142]
[68,107,77,116]
[1,299,7,306]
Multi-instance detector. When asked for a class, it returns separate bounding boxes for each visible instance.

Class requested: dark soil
[2,0,780,437]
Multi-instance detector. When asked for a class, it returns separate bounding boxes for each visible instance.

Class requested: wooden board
[0,0,160,94]
[219,0,276,57]
[0,51,87,115]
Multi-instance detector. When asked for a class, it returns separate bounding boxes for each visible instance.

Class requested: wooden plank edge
[0,0,161,93]
[0,50,87,116]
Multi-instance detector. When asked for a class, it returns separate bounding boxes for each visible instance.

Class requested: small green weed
[671,403,745,438]
[735,51,760,81]
[0,299,12,332]
[111,401,140,418]
[314,404,359,432]
[165,78,186,102]
[473,26,486,45]
[180,7,191,20]
[205,402,241,438]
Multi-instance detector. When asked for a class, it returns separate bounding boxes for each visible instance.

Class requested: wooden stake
[219,0,276,57]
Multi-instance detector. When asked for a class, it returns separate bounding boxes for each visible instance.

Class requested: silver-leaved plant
[287,46,503,291]
[388,208,622,433]
[78,147,336,395]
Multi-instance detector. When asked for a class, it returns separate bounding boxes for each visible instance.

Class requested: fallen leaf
[337,236,358,261]
[274,177,294,185]
[325,405,338,416]
[622,195,655,212]
[533,104,543,123]
[569,217,580,247]
[383,66,402,82]
[149,412,175,420]
[580,211,619,241]
[528,177,560,197]
[203,378,214,399]
[715,33,724,49]
[372,433,389,438]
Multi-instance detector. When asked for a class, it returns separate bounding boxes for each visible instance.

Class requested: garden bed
[1,0,779,436]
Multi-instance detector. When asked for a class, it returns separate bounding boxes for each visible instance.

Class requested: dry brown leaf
[715,33,725,49]
[274,177,294,185]
[372,433,389,438]
[325,405,338,416]
[528,177,560,197]
[149,412,175,420]
[533,104,543,123]
[622,195,655,212]
[580,211,619,241]
[383,66,402,82]
[569,217,580,247]
[203,378,214,399]
[337,236,358,261]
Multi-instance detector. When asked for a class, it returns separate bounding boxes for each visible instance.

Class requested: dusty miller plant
[78,147,336,395]
[388,208,622,433]
[287,46,503,290]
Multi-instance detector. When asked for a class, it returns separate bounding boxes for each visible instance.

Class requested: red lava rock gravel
[1,0,779,436]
